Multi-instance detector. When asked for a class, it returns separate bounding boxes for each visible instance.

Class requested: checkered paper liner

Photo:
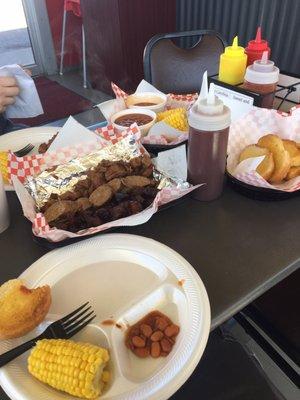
[111,82,128,99]
[32,185,197,242]
[227,105,300,192]
[95,123,140,144]
[167,92,198,110]
[7,141,100,184]
[96,122,188,147]
[111,82,195,146]
[12,126,197,242]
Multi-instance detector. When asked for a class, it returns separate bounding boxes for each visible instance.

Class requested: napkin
[0,64,43,118]
[47,116,99,152]
[155,145,187,181]
[135,79,165,96]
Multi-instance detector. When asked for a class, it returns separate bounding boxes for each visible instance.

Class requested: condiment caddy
[216,28,282,110]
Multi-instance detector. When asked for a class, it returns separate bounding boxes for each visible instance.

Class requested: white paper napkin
[0,64,43,118]
[47,116,99,152]
[135,79,165,95]
[148,121,185,140]
[155,145,187,181]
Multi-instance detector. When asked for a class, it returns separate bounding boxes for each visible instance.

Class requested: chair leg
[82,25,87,88]
[59,9,67,76]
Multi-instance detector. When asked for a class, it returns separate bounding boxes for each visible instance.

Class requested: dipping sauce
[133,102,157,106]
[178,279,185,287]
[101,319,115,326]
[115,113,153,127]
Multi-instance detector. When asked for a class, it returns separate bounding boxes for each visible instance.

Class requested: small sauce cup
[126,92,167,113]
[111,108,157,137]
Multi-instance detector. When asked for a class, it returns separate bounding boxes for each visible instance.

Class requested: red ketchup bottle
[245,27,271,67]
[188,75,231,201]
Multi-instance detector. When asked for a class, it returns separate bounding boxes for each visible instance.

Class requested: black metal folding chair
[143,30,227,94]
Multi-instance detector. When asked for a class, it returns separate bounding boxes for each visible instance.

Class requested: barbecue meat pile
[42,155,159,232]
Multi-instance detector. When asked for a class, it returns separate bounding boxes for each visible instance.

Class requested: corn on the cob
[157,107,186,122]
[163,110,188,131]
[28,339,110,399]
[157,108,188,131]
[0,151,8,184]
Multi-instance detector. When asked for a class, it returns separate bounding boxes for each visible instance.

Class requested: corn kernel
[102,370,110,383]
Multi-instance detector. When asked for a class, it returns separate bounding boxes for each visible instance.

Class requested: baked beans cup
[111,108,157,137]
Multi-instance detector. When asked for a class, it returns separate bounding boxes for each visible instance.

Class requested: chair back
[143,30,227,93]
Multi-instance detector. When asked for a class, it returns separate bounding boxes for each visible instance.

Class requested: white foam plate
[0,234,210,400]
[0,127,59,191]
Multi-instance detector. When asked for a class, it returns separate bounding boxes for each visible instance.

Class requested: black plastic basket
[227,172,300,201]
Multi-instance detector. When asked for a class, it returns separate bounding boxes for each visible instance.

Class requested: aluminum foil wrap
[25,135,192,209]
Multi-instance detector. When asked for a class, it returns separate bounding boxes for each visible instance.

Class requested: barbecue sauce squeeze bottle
[188,72,231,201]
[242,51,279,109]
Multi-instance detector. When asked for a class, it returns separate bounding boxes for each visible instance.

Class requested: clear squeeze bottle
[245,27,271,67]
[218,36,247,85]
[188,74,231,201]
[242,51,279,109]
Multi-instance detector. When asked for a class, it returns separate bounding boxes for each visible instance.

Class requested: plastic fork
[13,143,35,157]
[0,302,96,367]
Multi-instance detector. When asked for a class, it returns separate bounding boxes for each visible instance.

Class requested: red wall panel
[81,0,176,93]
[46,0,81,67]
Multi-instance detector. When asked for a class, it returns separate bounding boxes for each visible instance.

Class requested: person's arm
[0,76,20,113]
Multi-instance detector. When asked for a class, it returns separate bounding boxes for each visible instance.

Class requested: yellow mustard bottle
[218,36,247,85]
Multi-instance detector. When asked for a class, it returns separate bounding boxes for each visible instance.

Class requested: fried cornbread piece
[0,279,51,339]
[239,144,274,181]
[286,166,300,180]
[282,139,300,167]
[291,154,300,168]
[257,134,290,183]
[283,139,299,157]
